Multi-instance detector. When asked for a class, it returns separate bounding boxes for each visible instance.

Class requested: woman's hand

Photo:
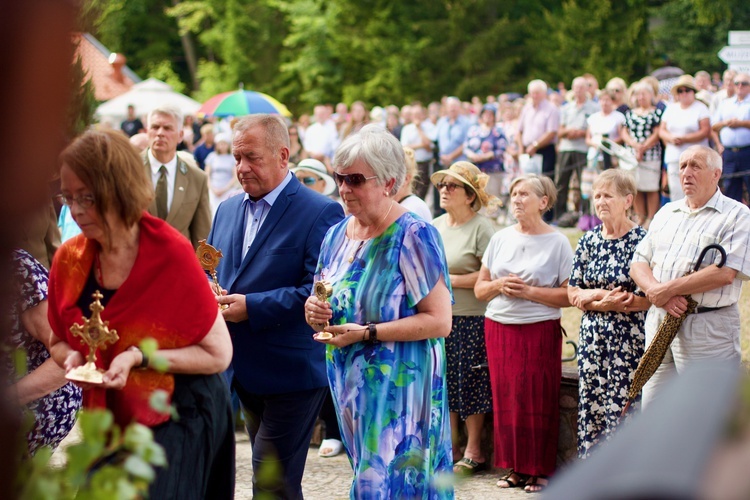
[305,295,332,332]
[63,350,100,391]
[101,350,140,390]
[594,287,634,312]
[569,287,605,310]
[64,350,85,373]
[634,144,645,162]
[502,273,530,299]
[313,323,368,348]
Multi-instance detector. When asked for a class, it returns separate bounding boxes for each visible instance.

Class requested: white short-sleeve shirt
[482,226,573,324]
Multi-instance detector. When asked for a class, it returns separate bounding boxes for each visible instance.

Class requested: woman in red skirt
[475,174,573,493]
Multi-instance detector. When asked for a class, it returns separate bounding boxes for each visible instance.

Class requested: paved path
[55,426,531,498]
[235,433,530,499]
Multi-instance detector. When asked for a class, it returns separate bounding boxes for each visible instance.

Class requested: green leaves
[17,408,168,500]
[149,389,180,420]
[139,337,169,373]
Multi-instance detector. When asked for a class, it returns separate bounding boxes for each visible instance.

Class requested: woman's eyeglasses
[676,88,694,94]
[57,193,95,209]
[333,172,378,187]
[735,81,750,87]
[436,182,465,192]
[298,176,319,186]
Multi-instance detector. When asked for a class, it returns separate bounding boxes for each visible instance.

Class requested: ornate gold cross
[66,290,119,384]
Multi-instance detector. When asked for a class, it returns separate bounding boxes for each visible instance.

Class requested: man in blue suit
[208,114,344,499]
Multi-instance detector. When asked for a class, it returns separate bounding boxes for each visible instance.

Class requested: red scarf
[48,213,217,427]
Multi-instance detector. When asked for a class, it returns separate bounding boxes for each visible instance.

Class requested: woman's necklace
[348,201,394,263]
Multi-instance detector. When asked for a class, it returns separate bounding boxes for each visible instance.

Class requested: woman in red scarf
[47,129,234,499]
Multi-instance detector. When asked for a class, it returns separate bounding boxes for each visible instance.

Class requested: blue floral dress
[316,213,454,499]
[463,124,508,174]
[7,249,81,455]
[569,226,647,458]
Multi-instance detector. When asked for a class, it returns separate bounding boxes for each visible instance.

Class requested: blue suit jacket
[207,176,344,395]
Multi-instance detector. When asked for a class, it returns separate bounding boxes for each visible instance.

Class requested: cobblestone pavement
[235,433,530,499]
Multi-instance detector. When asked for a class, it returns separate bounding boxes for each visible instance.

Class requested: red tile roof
[73,33,141,101]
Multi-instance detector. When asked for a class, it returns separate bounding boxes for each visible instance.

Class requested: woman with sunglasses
[475,174,573,493]
[291,158,336,197]
[304,124,454,498]
[47,130,235,498]
[659,75,711,201]
[605,77,630,115]
[430,162,497,476]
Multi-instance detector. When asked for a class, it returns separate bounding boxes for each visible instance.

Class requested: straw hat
[291,158,336,196]
[430,161,500,212]
[670,74,698,96]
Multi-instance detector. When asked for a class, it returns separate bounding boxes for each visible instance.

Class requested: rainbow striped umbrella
[198,89,291,117]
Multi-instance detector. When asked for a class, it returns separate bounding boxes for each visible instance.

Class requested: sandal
[524,475,549,493]
[318,438,343,458]
[497,469,527,488]
[453,457,487,475]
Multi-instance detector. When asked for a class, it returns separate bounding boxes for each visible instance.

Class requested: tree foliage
[67,53,97,141]
[85,0,742,114]
[651,0,750,74]
[533,0,650,86]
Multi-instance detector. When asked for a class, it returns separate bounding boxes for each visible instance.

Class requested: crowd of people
[5,68,750,499]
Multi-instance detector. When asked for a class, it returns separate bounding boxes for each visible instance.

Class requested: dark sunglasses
[676,87,694,94]
[333,172,378,187]
[436,182,465,192]
[735,81,750,87]
[298,176,319,186]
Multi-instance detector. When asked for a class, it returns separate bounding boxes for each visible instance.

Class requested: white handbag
[519,153,543,175]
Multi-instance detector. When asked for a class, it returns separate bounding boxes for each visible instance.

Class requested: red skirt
[485,317,561,476]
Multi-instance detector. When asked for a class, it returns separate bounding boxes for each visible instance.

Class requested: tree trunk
[172,0,199,91]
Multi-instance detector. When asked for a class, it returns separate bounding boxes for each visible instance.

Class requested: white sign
[729,63,750,74]
[718,45,750,63]
[729,31,750,45]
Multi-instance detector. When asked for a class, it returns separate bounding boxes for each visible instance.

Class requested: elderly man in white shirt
[630,145,750,409]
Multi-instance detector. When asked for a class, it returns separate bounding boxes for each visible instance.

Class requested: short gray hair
[681,145,723,172]
[333,123,406,196]
[509,174,557,214]
[233,114,290,152]
[572,76,588,89]
[593,168,636,198]
[148,105,183,129]
[528,79,548,94]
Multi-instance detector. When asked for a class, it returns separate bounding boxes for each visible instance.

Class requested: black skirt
[150,373,235,499]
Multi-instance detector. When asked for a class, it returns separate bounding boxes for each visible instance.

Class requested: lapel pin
[180,164,187,174]
[179,186,185,191]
